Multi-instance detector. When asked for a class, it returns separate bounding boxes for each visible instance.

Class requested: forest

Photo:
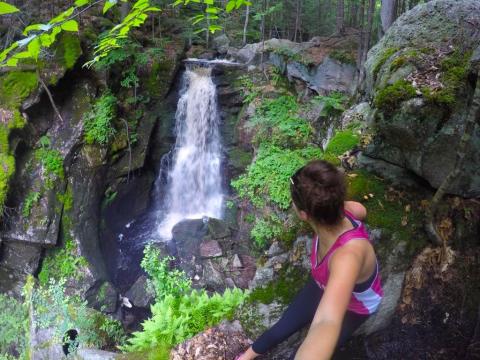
[0,0,479,359]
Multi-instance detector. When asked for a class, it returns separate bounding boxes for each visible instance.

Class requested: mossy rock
[374,80,417,114]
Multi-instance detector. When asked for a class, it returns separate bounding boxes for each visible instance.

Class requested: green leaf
[205,6,219,14]
[0,42,18,62]
[208,24,222,33]
[0,1,19,15]
[173,0,183,6]
[226,0,235,12]
[61,19,78,32]
[49,7,75,24]
[74,0,90,5]
[103,0,117,14]
[6,57,18,66]
[27,37,41,60]
[203,0,213,4]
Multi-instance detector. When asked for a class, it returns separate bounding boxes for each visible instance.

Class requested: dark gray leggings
[251,277,369,357]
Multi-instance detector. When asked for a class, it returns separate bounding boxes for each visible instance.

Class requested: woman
[236,160,383,360]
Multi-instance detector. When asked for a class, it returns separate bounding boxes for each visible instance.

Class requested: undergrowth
[83,91,117,146]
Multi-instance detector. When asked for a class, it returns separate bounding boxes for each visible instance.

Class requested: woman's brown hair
[290,160,346,226]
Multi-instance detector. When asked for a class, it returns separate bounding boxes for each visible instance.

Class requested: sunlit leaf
[49,7,75,24]
[0,1,19,15]
[226,0,235,12]
[74,0,90,5]
[6,57,18,66]
[103,0,117,14]
[61,19,79,32]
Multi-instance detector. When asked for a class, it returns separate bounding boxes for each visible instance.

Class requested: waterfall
[156,66,223,240]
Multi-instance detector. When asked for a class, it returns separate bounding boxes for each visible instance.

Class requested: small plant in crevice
[22,191,41,218]
[35,136,65,189]
[83,91,117,146]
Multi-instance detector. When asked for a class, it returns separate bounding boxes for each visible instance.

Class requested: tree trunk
[242,5,249,45]
[381,0,397,34]
[336,0,344,35]
[356,0,366,73]
[294,0,301,42]
[359,0,375,82]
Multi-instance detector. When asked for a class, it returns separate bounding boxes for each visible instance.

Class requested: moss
[329,49,356,65]
[0,153,15,215]
[325,128,360,157]
[57,33,82,70]
[248,266,309,305]
[57,186,73,212]
[8,110,26,130]
[374,79,416,113]
[145,59,175,99]
[389,50,420,72]
[373,47,399,77]
[0,71,38,109]
[347,169,423,244]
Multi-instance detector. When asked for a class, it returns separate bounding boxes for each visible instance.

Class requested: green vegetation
[232,145,323,210]
[22,191,41,218]
[238,75,261,103]
[121,245,248,355]
[141,245,191,300]
[389,49,419,72]
[0,294,28,359]
[58,33,82,70]
[421,50,471,108]
[38,215,88,286]
[374,79,416,113]
[311,91,348,116]
[329,49,356,65]
[35,145,64,190]
[0,153,15,215]
[0,72,38,108]
[83,91,117,146]
[372,47,399,77]
[251,215,284,248]
[248,96,314,148]
[325,128,359,158]
[347,169,423,244]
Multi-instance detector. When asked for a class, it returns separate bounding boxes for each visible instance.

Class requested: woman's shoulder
[344,201,367,221]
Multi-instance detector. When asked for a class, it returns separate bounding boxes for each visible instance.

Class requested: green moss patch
[57,33,82,70]
[373,47,399,77]
[0,153,15,215]
[374,79,416,113]
[325,128,359,157]
[0,71,38,109]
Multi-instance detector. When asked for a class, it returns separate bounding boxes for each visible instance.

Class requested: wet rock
[207,217,231,239]
[124,275,154,309]
[76,349,119,359]
[267,241,284,257]
[250,267,274,289]
[203,260,225,290]
[85,281,118,314]
[340,102,373,129]
[200,240,223,258]
[232,254,243,268]
[0,242,42,274]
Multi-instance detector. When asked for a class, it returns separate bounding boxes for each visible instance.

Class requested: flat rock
[200,240,223,258]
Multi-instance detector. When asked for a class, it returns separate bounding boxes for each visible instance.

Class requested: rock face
[362,0,480,197]
[172,217,256,292]
[228,34,359,95]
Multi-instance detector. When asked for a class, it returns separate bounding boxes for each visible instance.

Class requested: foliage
[141,245,191,300]
[312,91,348,116]
[37,237,88,287]
[329,49,356,65]
[0,293,28,359]
[251,214,283,248]
[374,79,416,113]
[232,144,323,210]
[238,75,261,103]
[22,191,41,218]
[83,91,117,146]
[247,96,314,148]
[120,288,247,353]
[32,278,125,351]
[35,145,64,189]
[0,153,15,215]
[421,50,471,108]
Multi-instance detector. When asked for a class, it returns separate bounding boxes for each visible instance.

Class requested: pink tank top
[310,210,383,315]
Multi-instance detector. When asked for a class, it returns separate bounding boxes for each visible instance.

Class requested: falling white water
[156,67,223,240]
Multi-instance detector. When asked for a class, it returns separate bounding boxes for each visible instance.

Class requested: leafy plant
[312,91,348,116]
[251,214,283,248]
[141,245,191,300]
[22,191,41,218]
[0,293,28,358]
[120,288,247,353]
[83,91,117,146]
[35,142,64,189]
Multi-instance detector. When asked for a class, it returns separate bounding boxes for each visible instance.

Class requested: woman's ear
[298,209,309,222]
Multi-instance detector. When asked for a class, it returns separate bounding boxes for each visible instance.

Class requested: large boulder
[362,0,480,197]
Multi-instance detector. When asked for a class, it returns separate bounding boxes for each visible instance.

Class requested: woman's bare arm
[344,201,367,220]
[294,244,365,360]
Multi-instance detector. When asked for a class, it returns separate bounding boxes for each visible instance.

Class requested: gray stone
[75,349,119,359]
[232,254,243,268]
[124,275,154,309]
[85,281,118,314]
[206,217,231,239]
[267,241,284,257]
[362,0,480,197]
[199,240,223,258]
[250,267,274,289]
[340,102,373,129]
[203,260,225,290]
[0,242,42,274]
[212,34,230,55]
[265,253,289,271]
